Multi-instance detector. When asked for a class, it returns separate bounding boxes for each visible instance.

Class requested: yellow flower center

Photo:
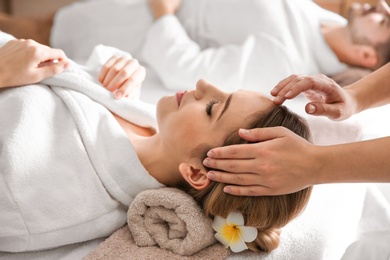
[222,225,241,243]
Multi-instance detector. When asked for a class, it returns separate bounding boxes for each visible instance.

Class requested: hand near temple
[271,74,357,121]
[204,127,316,196]
[98,56,146,99]
[0,39,69,88]
[147,0,182,20]
[205,63,390,196]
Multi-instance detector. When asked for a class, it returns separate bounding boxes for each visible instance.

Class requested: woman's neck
[321,24,358,66]
[112,113,183,187]
[111,113,156,137]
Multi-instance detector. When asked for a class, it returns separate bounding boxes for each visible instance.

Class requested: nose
[194,79,211,100]
[194,79,225,100]
[376,0,390,15]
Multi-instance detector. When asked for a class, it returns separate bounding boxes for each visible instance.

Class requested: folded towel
[84,225,230,260]
[127,187,227,256]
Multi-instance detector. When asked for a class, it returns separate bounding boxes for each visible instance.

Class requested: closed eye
[206,100,218,116]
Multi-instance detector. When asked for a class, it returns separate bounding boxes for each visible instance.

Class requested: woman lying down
[0,41,312,254]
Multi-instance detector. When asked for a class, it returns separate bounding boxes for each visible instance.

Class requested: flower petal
[226,212,244,226]
[214,232,231,248]
[240,226,258,242]
[212,216,226,232]
[229,231,248,253]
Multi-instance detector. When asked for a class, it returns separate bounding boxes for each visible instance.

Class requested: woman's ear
[353,45,378,68]
[179,163,210,190]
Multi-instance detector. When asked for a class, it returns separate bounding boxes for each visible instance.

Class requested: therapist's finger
[272,76,307,105]
[275,76,311,100]
[206,143,259,160]
[206,171,263,186]
[206,127,286,160]
[223,185,273,196]
[270,74,297,96]
[306,101,344,120]
[203,158,258,173]
[238,127,288,142]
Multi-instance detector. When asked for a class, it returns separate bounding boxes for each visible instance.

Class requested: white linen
[141,0,346,91]
[342,186,390,260]
[0,43,163,252]
[51,0,347,91]
[51,0,153,63]
[2,26,390,258]
[0,184,380,260]
[1,65,390,260]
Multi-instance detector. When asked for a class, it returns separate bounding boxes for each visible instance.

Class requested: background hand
[147,0,182,20]
[204,127,317,196]
[98,56,146,99]
[271,74,357,120]
[0,39,69,88]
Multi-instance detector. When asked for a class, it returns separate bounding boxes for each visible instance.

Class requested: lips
[176,91,186,107]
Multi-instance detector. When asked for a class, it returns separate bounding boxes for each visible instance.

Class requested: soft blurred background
[0,0,386,16]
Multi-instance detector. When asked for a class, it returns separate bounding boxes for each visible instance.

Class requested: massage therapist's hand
[204,127,318,196]
[271,74,357,121]
[98,56,146,99]
[0,39,69,88]
[148,0,182,20]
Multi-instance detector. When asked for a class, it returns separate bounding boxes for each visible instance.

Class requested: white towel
[0,44,163,252]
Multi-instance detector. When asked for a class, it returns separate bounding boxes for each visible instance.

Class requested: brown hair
[183,105,313,253]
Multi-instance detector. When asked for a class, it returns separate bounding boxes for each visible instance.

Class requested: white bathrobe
[51,0,347,91]
[0,37,164,252]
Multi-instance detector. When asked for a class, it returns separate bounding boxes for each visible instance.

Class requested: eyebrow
[217,93,233,121]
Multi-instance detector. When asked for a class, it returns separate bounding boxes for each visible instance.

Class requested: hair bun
[249,228,281,253]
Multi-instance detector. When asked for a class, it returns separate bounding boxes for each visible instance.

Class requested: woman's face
[156,79,275,162]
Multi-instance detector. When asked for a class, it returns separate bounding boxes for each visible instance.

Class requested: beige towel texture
[84,187,230,259]
[127,187,224,256]
[84,226,231,260]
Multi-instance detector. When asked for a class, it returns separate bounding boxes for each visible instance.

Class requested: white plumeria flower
[212,212,258,253]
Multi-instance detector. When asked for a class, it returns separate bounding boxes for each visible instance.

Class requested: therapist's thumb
[306,102,340,120]
[238,127,288,142]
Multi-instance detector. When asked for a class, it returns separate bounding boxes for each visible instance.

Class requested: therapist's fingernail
[239,129,249,135]
[285,90,293,98]
[203,158,211,167]
[307,104,316,114]
[272,96,282,103]
[207,150,214,157]
[207,172,215,180]
[224,187,232,194]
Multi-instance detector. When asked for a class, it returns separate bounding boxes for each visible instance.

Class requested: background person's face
[348,0,390,45]
[156,79,275,163]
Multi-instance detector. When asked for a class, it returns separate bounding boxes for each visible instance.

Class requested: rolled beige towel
[127,187,221,256]
[84,225,230,260]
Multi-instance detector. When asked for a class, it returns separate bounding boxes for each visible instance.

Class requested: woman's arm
[0,39,69,88]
